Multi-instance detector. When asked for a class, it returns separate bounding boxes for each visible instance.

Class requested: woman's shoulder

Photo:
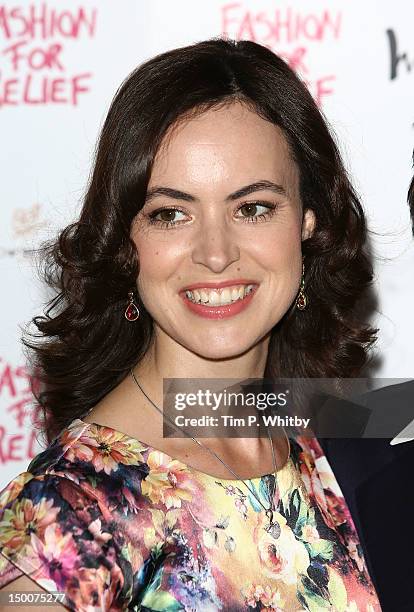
[0,418,149,509]
[0,418,159,609]
[0,419,94,516]
[0,418,155,532]
[28,417,149,476]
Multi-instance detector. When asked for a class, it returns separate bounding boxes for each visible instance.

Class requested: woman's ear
[301,209,316,240]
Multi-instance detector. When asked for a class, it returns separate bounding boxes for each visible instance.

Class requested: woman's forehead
[157,102,290,155]
[149,103,299,195]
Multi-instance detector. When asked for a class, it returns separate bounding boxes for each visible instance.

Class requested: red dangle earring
[296,261,308,311]
[124,290,140,321]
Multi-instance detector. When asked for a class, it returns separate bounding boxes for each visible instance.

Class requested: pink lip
[180,285,258,319]
[181,279,259,291]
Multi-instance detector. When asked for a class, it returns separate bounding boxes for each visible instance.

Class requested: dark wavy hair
[24,37,377,443]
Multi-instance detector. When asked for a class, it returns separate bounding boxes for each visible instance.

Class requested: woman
[0,38,380,610]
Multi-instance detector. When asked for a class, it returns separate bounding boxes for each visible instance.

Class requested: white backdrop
[1,0,413,488]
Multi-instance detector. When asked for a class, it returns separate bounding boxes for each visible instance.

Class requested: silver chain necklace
[130,368,289,538]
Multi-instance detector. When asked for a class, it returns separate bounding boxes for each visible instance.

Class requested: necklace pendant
[264,509,281,539]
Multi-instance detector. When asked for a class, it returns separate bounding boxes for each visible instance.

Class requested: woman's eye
[236,202,278,223]
[147,208,187,228]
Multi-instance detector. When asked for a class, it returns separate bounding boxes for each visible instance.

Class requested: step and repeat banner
[1,0,413,487]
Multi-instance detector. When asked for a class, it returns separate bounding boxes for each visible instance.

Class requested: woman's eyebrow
[144,180,287,205]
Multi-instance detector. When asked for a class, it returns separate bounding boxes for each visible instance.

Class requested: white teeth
[185,284,255,305]
[220,288,232,305]
[209,290,220,305]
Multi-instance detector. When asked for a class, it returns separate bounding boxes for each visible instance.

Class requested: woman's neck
[84,329,273,468]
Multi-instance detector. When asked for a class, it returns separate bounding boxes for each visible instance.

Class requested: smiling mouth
[183,284,257,306]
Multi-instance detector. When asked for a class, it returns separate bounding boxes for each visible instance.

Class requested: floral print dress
[0,418,380,611]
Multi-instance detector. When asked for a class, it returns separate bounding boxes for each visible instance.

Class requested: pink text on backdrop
[221,3,342,105]
[0,426,39,463]
[0,357,41,464]
[222,4,341,44]
[0,5,96,39]
[0,4,97,107]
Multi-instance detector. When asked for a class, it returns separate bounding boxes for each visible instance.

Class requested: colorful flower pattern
[0,418,381,611]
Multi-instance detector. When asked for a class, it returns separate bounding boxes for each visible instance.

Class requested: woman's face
[132,101,315,359]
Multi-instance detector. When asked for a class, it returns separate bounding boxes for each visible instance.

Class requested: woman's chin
[181,336,264,361]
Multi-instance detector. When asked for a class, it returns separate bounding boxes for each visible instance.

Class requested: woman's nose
[191,216,240,273]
